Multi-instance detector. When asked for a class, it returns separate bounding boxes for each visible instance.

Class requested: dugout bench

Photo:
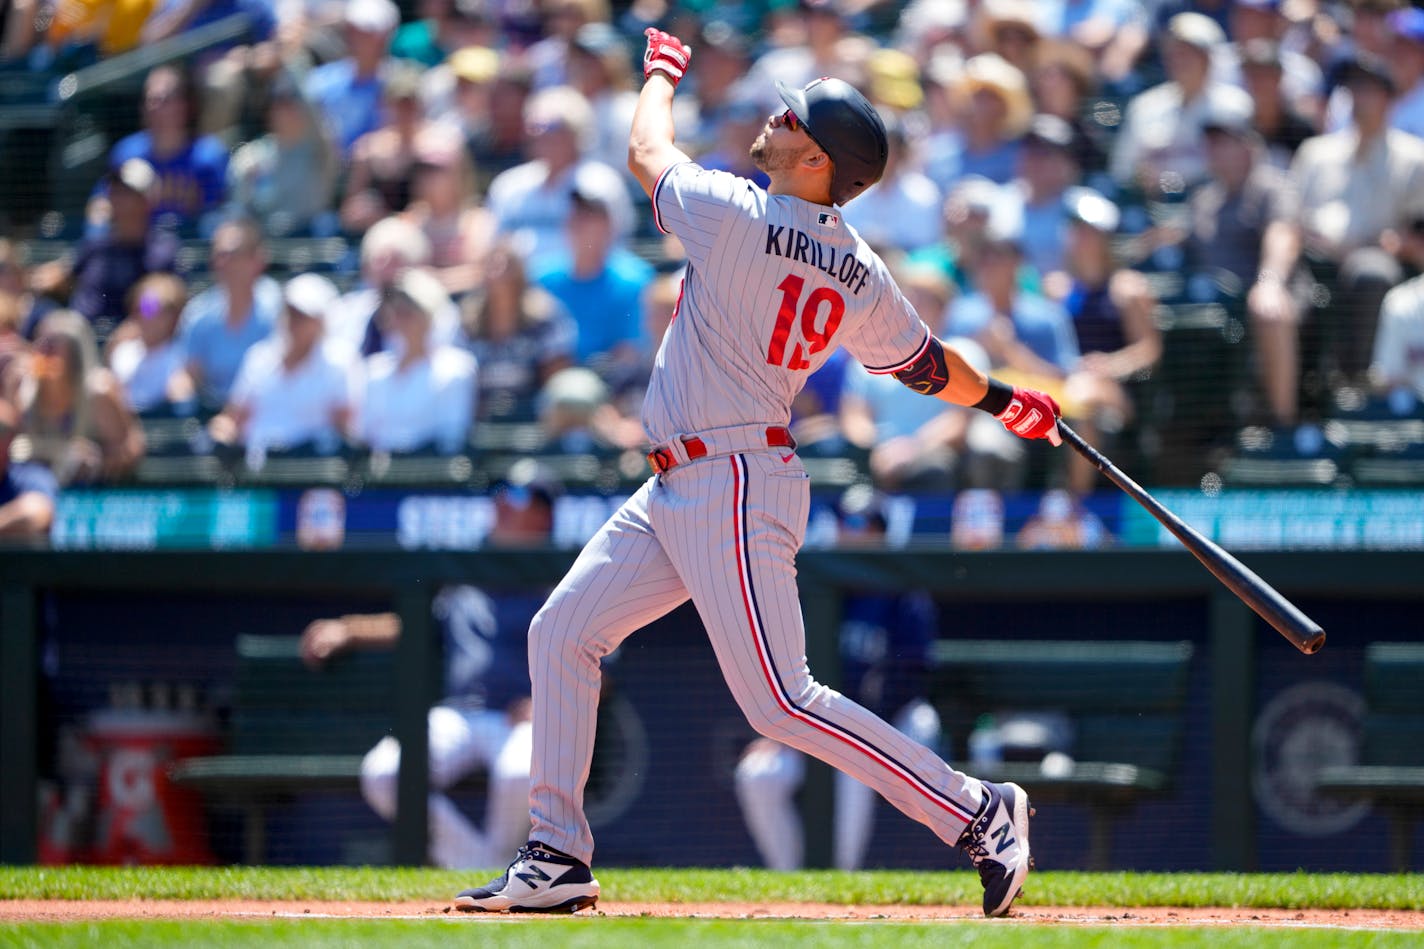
[930,639,1195,870]
[168,635,398,864]
[1314,642,1424,872]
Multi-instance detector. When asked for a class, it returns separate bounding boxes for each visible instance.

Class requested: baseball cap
[493,458,562,509]
[571,22,626,57]
[449,46,499,84]
[569,167,623,213]
[346,0,399,33]
[1238,37,1284,72]
[1390,8,1424,44]
[1201,95,1258,141]
[283,272,340,318]
[1022,113,1079,155]
[108,158,158,199]
[1338,51,1396,94]
[1166,12,1226,52]
[836,484,888,533]
[1233,0,1282,10]
[413,125,466,168]
[385,267,452,320]
[1063,186,1120,234]
[866,48,924,111]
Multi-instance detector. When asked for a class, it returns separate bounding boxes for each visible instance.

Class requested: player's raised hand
[643,27,691,85]
[995,387,1063,446]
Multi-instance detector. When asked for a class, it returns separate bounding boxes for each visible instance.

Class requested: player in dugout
[452,26,1063,919]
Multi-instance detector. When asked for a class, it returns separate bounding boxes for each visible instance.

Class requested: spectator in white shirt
[359,267,477,454]
[841,113,944,254]
[209,273,359,466]
[108,272,195,416]
[1370,213,1424,402]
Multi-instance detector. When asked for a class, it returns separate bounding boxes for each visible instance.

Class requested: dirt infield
[3,900,1423,929]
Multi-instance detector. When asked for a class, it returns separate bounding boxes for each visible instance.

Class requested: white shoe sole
[985,782,1033,918]
[453,883,600,914]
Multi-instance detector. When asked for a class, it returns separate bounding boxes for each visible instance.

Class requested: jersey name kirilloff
[764,224,872,295]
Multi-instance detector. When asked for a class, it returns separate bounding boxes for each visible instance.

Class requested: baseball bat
[1056,420,1326,655]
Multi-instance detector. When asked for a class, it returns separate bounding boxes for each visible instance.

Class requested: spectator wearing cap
[31,158,180,343]
[102,64,230,236]
[469,61,536,193]
[1175,95,1309,428]
[1109,12,1254,195]
[1321,0,1406,134]
[108,272,195,417]
[1008,114,1087,279]
[461,240,576,420]
[1057,187,1161,495]
[566,22,642,178]
[1218,0,1324,125]
[305,0,401,158]
[735,482,941,872]
[524,0,606,92]
[1370,211,1424,403]
[326,216,460,359]
[426,45,499,129]
[1389,8,1424,140]
[1290,52,1424,381]
[341,63,434,236]
[926,52,1033,188]
[401,124,496,298]
[358,267,478,454]
[842,112,944,254]
[391,0,498,68]
[532,174,654,375]
[485,85,634,272]
[863,47,925,118]
[178,217,280,411]
[208,273,358,465]
[536,365,612,453]
[1236,38,1318,171]
[225,70,339,237]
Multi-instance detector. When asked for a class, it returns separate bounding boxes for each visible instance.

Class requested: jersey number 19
[766,274,845,371]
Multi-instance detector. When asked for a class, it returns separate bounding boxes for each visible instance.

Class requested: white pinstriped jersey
[644,161,933,443]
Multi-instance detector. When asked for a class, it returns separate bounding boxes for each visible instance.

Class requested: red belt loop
[766,426,796,449]
[683,436,708,460]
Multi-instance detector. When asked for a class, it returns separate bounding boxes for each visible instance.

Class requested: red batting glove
[996,387,1063,446]
[643,28,691,85]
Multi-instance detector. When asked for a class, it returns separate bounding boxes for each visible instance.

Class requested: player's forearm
[628,77,684,196]
[933,338,994,408]
[338,612,402,647]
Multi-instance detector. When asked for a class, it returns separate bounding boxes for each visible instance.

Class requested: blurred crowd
[5,0,1424,541]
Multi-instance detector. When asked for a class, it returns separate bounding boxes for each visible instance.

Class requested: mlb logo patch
[817,212,839,228]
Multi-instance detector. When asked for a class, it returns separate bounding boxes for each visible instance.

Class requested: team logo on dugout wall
[1251,682,1367,837]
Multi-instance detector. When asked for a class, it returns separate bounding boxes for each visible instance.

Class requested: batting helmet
[775,77,889,206]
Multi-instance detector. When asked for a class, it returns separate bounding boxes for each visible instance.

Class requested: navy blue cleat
[957,781,1034,917]
[453,841,600,913]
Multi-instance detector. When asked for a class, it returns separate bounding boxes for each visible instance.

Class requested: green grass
[1,866,1422,911]
[0,919,1420,949]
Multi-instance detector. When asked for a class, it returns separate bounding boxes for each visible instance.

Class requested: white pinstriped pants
[526,448,986,865]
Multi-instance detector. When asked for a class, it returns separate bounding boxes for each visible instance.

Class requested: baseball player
[455,27,1062,918]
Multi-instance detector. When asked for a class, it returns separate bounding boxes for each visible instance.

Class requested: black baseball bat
[1056,420,1326,655]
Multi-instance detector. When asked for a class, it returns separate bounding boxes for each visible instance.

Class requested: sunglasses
[781,108,801,132]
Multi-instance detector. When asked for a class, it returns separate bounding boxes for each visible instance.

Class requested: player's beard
[750,134,806,174]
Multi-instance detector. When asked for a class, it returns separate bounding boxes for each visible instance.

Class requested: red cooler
[86,708,217,865]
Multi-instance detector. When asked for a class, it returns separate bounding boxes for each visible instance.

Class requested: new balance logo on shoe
[514,864,551,889]
[991,822,1014,854]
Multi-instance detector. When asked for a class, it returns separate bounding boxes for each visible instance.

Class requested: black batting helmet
[775,77,889,206]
